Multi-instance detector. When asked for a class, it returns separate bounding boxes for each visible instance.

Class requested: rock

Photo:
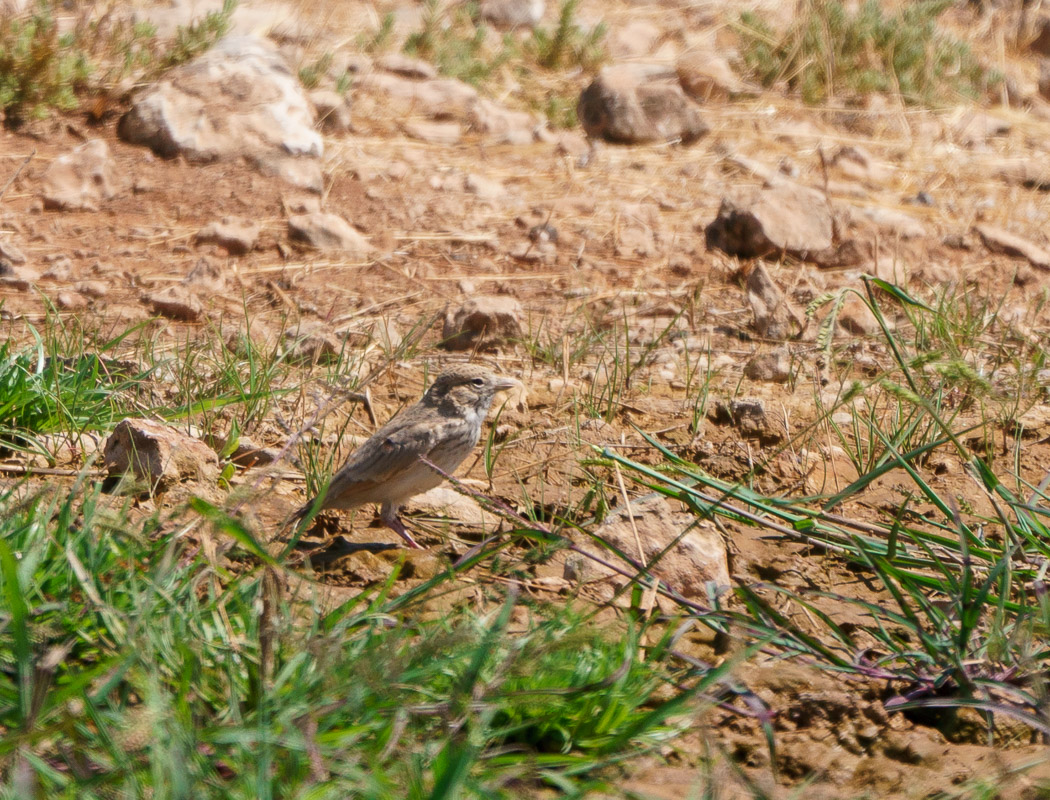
[744,348,792,382]
[829,145,892,186]
[227,435,282,468]
[103,418,219,492]
[712,398,781,440]
[571,496,729,599]
[118,35,322,188]
[949,109,1010,146]
[974,224,1050,270]
[857,207,926,239]
[609,20,662,59]
[837,295,881,336]
[55,291,87,310]
[467,97,539,143]
[705,181,833,260]
[183,257,227,292]
[309,89,352,133]
[746,263,804,340]
[338,317,403,351]
[196,217,259,255]
[76,280,108,298]
[405,120,462,144]
[676,48,751,100]
[996,158,1050,191]
[464,173,506,200]
[0,262,39,291]
[40,139,118,211]
[287,212,373,257]
[0,238,26,264]
[404,486,499,531]
[578,66,709,145]
[355,73,478,118]
[145,286,203,321]
[1040,59,1050,103]
[1031,16,1050,56]
[480,0,544,28]
[442,295,524,350]
[283,323,341,362]
[376,53,438,80]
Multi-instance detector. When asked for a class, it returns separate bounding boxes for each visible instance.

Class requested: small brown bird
[293,365,518,549]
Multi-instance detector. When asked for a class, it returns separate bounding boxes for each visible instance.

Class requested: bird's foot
[385,515,425,549]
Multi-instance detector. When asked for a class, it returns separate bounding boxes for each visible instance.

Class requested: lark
[292,365,518,549]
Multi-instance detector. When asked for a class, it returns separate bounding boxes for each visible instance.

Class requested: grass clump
[399,0,604,125]
[528,0,605,71]
[737,0,996,106]
[0,0,235,124]
[404,0,517,87]
[0,485,701,797]
[0,2,90,121]
[605,276,1050,742]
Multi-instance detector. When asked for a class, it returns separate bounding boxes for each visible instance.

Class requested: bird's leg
[380,502,424,549]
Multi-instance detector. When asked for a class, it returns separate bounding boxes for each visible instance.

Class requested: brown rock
[480,0,544,29]
[103,418,219,492]
[974,224,1050,270]
[837,294,881,336]
[309,89,352,133]
[287,212,373,257]
[183,257,227,292]
[376,54,438,80]
[711,397,783,441]
[1030,15,1050,56]
[283,323,342,362]
[145,286,203,321]
[706,181,833,260]
[578,66,709,145]
[0,238,27,264]
[196,217,260,255]
[676,48,751,101]
[404,120,462,144]
[56,291,87,310]
[744,347,792,382]
[40,139,118,212]
[118,35,322,190]
[571,496,729,599]
[442,295,524,350]
[746,262,805,340]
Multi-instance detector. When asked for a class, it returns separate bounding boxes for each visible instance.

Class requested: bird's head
[424,365,519,414]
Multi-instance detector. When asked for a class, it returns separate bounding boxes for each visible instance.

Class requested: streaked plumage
[294,365,518,548]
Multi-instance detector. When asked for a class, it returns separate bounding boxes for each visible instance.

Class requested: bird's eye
[472,377,485,386]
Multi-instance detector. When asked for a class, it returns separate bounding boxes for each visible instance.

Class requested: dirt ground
[4,0,1050,794]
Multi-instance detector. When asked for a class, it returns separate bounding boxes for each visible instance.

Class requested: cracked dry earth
[6,0,1050,795]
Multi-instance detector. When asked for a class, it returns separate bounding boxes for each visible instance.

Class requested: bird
[292,364,519,549]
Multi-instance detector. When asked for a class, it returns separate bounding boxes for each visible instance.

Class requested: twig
[0,150,34,204]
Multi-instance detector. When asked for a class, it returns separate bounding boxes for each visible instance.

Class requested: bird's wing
[311,417,469,507]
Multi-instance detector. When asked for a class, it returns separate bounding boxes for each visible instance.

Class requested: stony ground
[4,0,1050,795]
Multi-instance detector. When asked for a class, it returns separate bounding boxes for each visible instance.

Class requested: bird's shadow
[293,535,399,564]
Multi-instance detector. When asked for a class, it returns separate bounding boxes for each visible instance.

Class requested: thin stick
[0,150,34,204]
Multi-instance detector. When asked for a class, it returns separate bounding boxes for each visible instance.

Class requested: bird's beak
[492,376,520,393]
[493,376,527,411]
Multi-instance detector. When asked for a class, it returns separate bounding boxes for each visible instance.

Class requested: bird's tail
[276,499,316,542]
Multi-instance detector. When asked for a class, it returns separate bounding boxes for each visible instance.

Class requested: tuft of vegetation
[0,2,91,121]
[528,0,605,71]
[0,485,708,797]
[298,51,333,90]
[736,0,997,106]
[404,0,517,87]
[0,0,236,124]
[399,0,604,122]
[603,276,1050,743]
[156,0,235,70]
